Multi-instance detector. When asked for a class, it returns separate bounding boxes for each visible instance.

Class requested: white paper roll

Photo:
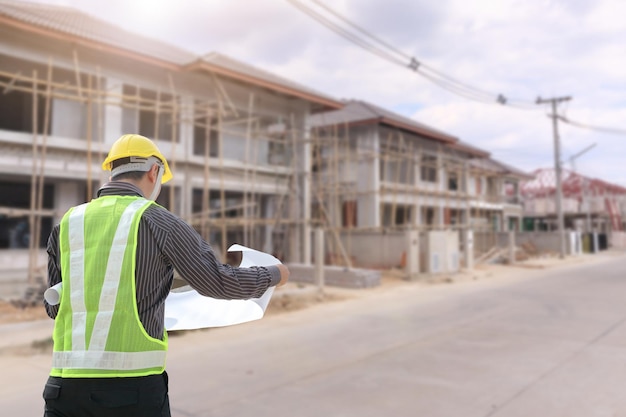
[44,282,62,305]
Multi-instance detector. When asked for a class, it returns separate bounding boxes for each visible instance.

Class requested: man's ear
[147,164,159,183]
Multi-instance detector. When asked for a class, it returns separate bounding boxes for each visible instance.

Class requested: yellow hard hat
[102,134,172,183]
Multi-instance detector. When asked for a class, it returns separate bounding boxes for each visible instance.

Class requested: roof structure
[0,0,341,109]
[451,140,490,158]
[185,53,341,110]
[310,100,459,144]
[470,157,533,179]
[520,168,626,198]
[0,0,195,65]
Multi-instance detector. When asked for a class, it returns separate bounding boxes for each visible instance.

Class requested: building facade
[0,1,341,281]
[309,100,530,269]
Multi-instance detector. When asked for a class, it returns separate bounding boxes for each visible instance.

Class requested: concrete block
[286,264,381,289]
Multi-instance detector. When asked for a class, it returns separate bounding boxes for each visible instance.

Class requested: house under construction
[308,100,531,271]
[520,168,626,250]
[0,1,534,294]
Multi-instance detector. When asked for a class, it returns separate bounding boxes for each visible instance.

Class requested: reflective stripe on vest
[52,350,166,371]
[52,197,167,375]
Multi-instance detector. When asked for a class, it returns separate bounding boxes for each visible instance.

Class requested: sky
[19,0,626,185]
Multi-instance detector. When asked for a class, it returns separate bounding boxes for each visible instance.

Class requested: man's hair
[111,157,148,182]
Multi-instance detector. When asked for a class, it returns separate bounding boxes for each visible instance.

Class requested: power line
[286,0,539,108]
[286,0,406,66]
[288,0,496,103]
[557,115,626,136]
[309,0,411,62]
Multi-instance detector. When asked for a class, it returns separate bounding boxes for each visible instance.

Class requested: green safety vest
[51,196,168,378]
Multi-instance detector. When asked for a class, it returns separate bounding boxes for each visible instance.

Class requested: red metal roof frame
[520,168,626,198]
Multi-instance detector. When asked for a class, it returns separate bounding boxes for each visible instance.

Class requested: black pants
[43,371,170,417]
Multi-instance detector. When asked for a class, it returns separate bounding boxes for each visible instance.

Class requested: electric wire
[557,115,626,136]
[291,0,496,103]
[287,0,540,108]
[287,0,406,67]
[309,0,411,62]
[309,0,501,102]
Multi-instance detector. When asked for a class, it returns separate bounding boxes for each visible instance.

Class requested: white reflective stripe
[89,199,151,352]
[68,204,88,351]
[52,350,166,370]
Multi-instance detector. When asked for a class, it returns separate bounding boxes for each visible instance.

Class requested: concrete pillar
[437,150,444,192]
[463,229,474,271]
[104,77,125,146]
[357,130,380,228]
[437,205,445,229]
[508,231,516,265]
[288,111,308,263]
[302,112,312,265]
[575,231,582,256]
[54,181,82,223]
[178,97,194,219]
[262,197,275,254]
[314,228,324,290]
[463,161,472,230]
[405,229,420,280]
[414,203,422,227]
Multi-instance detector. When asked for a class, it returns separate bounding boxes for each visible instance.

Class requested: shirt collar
[97,181,145,198]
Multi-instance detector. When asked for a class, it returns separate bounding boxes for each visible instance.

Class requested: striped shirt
[46,181,281,339]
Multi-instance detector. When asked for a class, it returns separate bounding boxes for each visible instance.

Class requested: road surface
[2,255,626,416]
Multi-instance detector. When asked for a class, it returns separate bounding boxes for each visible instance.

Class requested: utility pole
[537,95,572,259]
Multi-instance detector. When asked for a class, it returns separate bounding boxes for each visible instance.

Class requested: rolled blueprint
[44,282,62,306]
[164,244,280,331]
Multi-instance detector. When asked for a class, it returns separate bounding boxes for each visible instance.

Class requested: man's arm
[161,215,288,299]
[45,224,61,319]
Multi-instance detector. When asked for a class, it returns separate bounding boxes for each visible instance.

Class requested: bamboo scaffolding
[1,61,321,285]
[242,93,254,246]
[86,74,93,200]
[200,105,212,240]
[72,49,84,102]
[167,73,178,214]
[2,70,22,94]
[218,99,227,259]
[95,67,105,186]
[27,69,39,286]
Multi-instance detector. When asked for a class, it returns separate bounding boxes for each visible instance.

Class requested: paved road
[2,255,626,416]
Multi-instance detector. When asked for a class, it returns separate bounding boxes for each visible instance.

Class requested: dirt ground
[0,252,622,357]
[0,283,355,326]
[0,252,611,327]
[0,301,49,324]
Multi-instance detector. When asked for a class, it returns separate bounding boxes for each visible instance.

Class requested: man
[43,134,289,417]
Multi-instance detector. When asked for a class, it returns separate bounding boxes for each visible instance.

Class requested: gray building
[309,100,530,270]
[0,0,341,287]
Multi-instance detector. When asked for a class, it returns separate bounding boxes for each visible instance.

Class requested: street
[2,255,626,416]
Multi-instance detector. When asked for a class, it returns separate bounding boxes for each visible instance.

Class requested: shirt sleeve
[45,224,61,319]
[160,214,280,299]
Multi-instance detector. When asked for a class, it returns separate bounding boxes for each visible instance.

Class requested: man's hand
[276,263,290,287]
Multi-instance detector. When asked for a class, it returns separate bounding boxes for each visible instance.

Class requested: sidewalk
[0,318,53,352]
